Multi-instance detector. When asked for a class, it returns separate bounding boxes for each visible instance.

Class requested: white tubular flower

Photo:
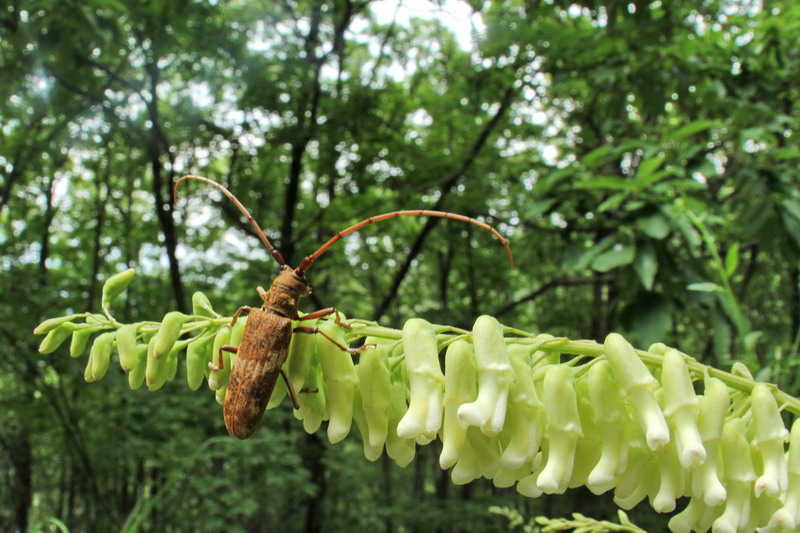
[467,426,502,478]
[458,315,516,436]
[653,441,685,513]
[586,360,629,494]
[296,362,328,434]
[693,377,730,506]
[385,381,415,467]
[759,418,800,532]
[516,454,545,498]
[750,383,789,498]
[499,345,544,470]
[614,455,659,510]
[397,318,444,440]
[451,427,501,484]
[668,497,718,533]
[713,418,756,533]
[537,365,582,494]
[440,340,478,470]
[604,333,670,450]
[358,342,391,450]
[661,349,706,470]
[352,385,383,462]
[493,461,534,488]
[450,437,481,485]
[317,320,357,444]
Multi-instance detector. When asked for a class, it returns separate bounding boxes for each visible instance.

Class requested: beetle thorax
[262,265,311,318]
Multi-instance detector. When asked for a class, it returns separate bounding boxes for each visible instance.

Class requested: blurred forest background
[2,0,800,531]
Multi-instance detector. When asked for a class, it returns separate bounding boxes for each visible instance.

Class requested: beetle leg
[297,307,351,329]
[281,369,301,409]
[230,306,253,328]
[209,345,238,371]
[293,326,373,354]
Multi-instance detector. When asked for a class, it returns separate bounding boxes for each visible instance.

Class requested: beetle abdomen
[224,309,293,439]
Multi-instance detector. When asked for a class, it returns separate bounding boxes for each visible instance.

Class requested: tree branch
[371,81,519,321]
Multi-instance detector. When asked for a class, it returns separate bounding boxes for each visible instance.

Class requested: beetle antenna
[295,210,515,274]
[174,175,286,266]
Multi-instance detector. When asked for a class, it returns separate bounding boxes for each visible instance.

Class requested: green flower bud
[493,462,534,488]
[34,314,84,335]
[153,311,188,359]
[458,315,515,436]
[165,350,178,382]
[215,384,226,406]
[208,327,232,390]
[537,364,581,494]
[186,333,213,390]
[127,345,148,390]
[230,316,247,346]
[116,323,138,371]
[89,332,114,381]
[286,318,317,394]
[101,268,135,310]
[39,323,77,354]
[397,318,444,440]
[191,291,215,318]
[84,350,96,382]
[69,326,97,358]
[604,333,669,450]
[751,383,789,497]
[661,349,705,470]
[385,381,415,467]
[145,336,169,389]
[316,320,356,444]
[358,343,391,450]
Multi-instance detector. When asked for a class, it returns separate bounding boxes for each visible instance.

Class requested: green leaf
[633,242,658,290]
[636,211,671,240]
[575,177,633,191]
[664,119,717,141]
[710,309,732,359]
[687,282,721,292]
[525,198,558,219]
[634,156,665,183]
[724,242,740,277]
[581,145,615,168]
[590,243,635,272]
[783,199,800,220]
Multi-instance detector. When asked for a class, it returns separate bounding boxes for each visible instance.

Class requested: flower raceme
[33,279,800,533]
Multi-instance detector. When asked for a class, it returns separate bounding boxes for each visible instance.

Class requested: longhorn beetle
[174,175,515,439]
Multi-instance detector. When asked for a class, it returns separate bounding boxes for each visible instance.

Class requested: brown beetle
[174,175,514,439]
